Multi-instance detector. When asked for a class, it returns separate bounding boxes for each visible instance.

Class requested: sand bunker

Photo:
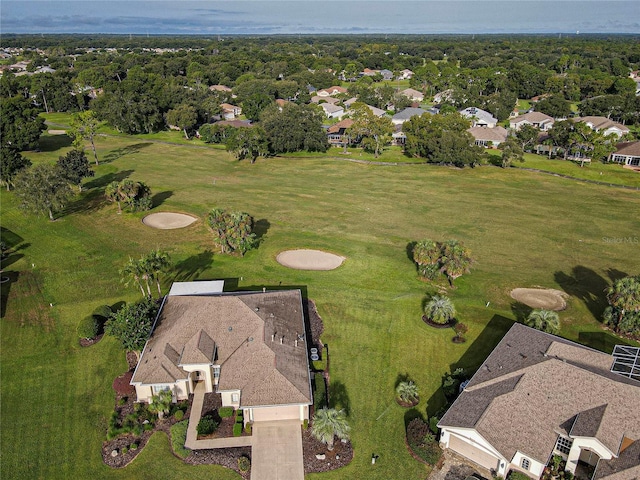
[142,212,197,229]
[276,249,345,271]
[510,288,567,311]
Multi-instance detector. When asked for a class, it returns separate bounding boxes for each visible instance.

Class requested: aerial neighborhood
[1,34,639,480]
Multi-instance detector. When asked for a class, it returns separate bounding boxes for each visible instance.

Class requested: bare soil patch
[510,288,567,311]
[276,249,345,270]
[142,212,197,229]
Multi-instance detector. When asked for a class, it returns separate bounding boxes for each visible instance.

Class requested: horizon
[2,1,639,36]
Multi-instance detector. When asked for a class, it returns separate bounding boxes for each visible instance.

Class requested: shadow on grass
[152,191,173,208]
[554,266,611,321]
[403,407,424,429]
[510,301,532,323]
[424,314,514,417]
[102,143,152,163]
[38,134,73,152]
[405,241,417,265]
[0,253,24,270]
[64,188,110,215]
[394,372,413,389]
[328,380,350,416]
[253,219,270,245]
[0,271,19,318]
[0,227,24,249]
[171,250,214,282]
[578,331,635,354]
[84,169,134,190]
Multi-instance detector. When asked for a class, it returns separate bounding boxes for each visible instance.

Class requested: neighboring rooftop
[439,323,640,467]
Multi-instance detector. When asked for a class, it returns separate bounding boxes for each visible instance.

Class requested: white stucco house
[459,107,498,128]
[575,116,630,138]
[509,111,555,131]
[438,323,640,480]
[130,282,313,424]
[609,141,640,168]
[468,126,508,148]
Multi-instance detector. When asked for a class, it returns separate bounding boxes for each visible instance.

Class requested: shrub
[238,455,251,472]
[429,416,440,435]
[508,472,531,480]
[233,422,243,437]
[170,420,190,458]
[245,423,252,434]
[77,315,99,339]
[219,407,234,418]
[235,410,244,423]
[197,415,218,436]
[130,443,138,451]
[406,417,442,465]
[174,409,184,421]
[92,304,112,322]
[303,419,309,430]
[121,446,128,455]
[313,374,327,410]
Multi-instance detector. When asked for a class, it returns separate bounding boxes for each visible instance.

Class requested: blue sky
[2,1,639,35]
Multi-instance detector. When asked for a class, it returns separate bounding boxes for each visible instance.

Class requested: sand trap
[510,288,567,311]
[276,249,345,271]
[142,212,197,229]
[47,129,66,135]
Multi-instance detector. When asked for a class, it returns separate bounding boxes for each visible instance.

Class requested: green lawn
[2,133,639,480]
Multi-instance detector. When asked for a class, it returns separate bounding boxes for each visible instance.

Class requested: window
[231,393,239,403]
[521,458,531,470]
[555,436,573,455]
[152,385,170,394]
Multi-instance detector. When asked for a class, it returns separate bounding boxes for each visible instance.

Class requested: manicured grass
[485,150,640,188]
[2,132,639,480]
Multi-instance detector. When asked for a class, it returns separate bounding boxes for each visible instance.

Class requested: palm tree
[105,181,123,214]
[120,257,146,297]
[439,240,473,286]
[148,389,172,419]
[604,276,640,332]
[424,295,456,325]
[526,309,560,334]
[412,239,441,280]
[144,249,171,297]
[396,381,419,404]
[311,408,350,451]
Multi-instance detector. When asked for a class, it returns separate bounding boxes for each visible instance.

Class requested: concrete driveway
[251,420,304,480]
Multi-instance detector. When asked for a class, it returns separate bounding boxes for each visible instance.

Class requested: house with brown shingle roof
[509,112,555,131]
[327,118,354,146]
[575,117,630,138]
[131,283,313,423]
[609,141,640,168]
[468,126,508,148]
[438,323,640,480]
[317,86,347,97]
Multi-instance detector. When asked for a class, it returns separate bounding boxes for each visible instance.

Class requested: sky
[2,1,639,35]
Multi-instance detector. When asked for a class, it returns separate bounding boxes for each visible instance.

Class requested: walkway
[251,420,305,480]
[185,382,252,449]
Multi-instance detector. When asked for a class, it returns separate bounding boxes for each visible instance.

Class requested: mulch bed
[305,299,324,348]
[185,447,252,479]
[452,336,467,344]
[302,427,353,473]
[396,397,420,408]
[422,315,455,329]
[79,333,104,347]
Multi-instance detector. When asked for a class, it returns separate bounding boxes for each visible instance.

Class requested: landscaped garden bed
[302,426,353,474]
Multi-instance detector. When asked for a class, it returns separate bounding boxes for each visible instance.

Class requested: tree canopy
[13,164,73,221]
[104,297,160,352]
[207,208,257,256]
[0,95,46,151]
[604,275,640,336]
[260,103,328,154]
[56,149,94,190]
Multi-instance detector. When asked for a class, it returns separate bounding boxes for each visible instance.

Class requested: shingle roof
[439,324,640,466]
[576,116,630,133]
[510,112,554,124]
[131,291,312,408]
[459,107,498,125]
[392,107,428,122]
[468,126,508,142]
[614,141,640,157]
[327,119,353,134]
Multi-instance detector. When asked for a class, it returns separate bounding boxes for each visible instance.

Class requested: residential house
[209,84,232,93]
[317,86,347,97]
[609,141,640,168]
[131,282,313,424]
[366,104,387,117]
[220,103,242,120]
[392,107,428,125]
[379,69,394,81]
[400,88,425,103]
[311,95,340,105]
[433,89,454,104]
[343,97,358,108]
[468,126,508,148]
[509,112,555,131]
[459,107,498,128]
[574,117,630,138]
[361,68,377,77]
[326,119,354,146]
[438,323,640,480]
[398,69,414,80]
[392,125,407,146]
[320,103,345,119]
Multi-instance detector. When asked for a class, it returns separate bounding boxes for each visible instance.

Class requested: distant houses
[509,112,555,132]
[609,141,640,168]
[574,116,630,138]
[468,126,508,148]
[459,107,498,128]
